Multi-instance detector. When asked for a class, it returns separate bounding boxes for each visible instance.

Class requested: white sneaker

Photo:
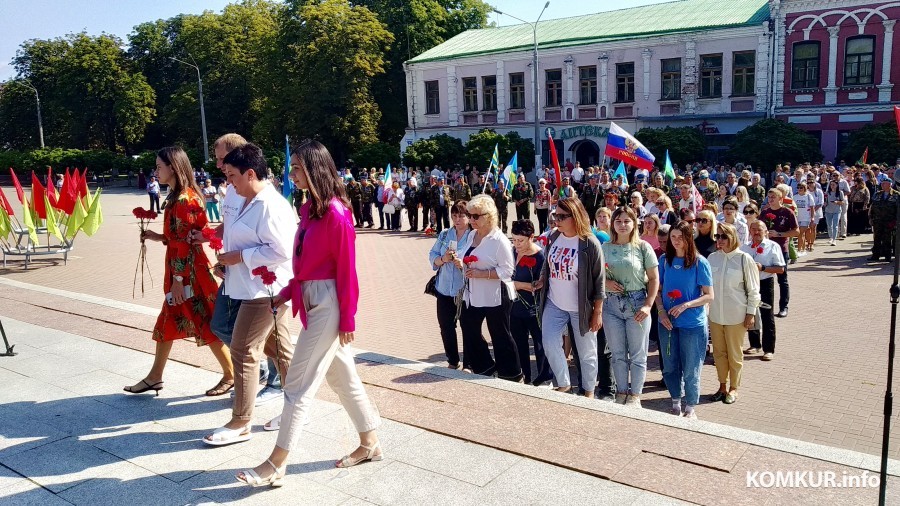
[625,395,642,408]
[255,385,284,406]
[683,410,698,420]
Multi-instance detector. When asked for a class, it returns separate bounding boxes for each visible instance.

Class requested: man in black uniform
[360,174,375,228]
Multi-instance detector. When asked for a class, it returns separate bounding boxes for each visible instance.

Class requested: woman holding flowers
[428,201,472,370]
[510,219,552,385]
[455,194,523,381]
[602,207,659,407]
[124,146,233,397]
[237,140,381,488]
[656,221,714,419]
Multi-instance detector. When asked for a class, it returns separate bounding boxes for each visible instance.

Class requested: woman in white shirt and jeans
[708,223,760,405]
[455,195,523,382]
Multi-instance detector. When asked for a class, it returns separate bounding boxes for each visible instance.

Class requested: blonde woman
[734,186,750,213]
[594,207,612,236]
[708,223,759,405]
[602,207,659,406]
[694,209,718,258]
[655,195,678,226]
[641,214,661,251]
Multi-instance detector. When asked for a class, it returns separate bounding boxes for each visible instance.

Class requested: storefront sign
[545,125,610,141]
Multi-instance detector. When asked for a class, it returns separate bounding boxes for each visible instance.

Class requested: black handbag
[425,274,438,297]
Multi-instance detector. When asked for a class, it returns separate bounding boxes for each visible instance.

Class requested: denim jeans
[541,298,597,391]
[211,286,276,386]
[603,291,651,395]
[825,211,840,240]
[658,324,707,406]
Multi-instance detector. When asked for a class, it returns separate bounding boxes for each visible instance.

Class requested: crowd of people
[423,158,900,420]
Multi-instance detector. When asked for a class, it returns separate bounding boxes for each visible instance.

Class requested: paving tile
[0,463,26,489]
[343,461,482,506]
[0,352,100,384]
[0,478,75,505]
[0,409,71,458]
[0,436,121,493]
[58,459,204,506]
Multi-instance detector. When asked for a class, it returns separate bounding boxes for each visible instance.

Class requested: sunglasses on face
[655,201,665,206]
[682,219,695,224]
[743,209,757,215]
[554,213,573,221]
[466,213,484,220]
[696,218,711,224]
[714,234,730,240]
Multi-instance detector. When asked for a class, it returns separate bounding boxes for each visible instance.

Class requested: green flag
[21,197,39,245]
[0,206,11,241]
[81,188,103,237]
[65,197,87,239]
[43,194,63,242]
[664,150,676,182]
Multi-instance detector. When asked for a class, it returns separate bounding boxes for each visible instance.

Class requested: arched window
[791,41,820,89]
[844,36,875,86]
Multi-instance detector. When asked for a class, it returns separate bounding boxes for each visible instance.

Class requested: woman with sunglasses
[694,209,718,258]
[742,203,760,226]
[655,196,678,226]
[707,223,759,405]
[539,198,606,397]
[656,221,714,419]
[455,194,523,382]
[237,140,381,487]
[717,196,748,245]
[428,201,473,370]
[535,179,552,232]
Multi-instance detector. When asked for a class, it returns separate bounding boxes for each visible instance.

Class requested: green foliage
[464,129,535,171]
[728,119,822,172]
[838,121,900,165]
[635,127,706,168]
[351,142,401,169]
[403,138,438,167]
[402,133,465,168]
[503,131,535,171]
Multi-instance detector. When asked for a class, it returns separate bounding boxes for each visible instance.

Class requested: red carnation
[518,256,537,268]
[147,211,158,220]
[667,289,682,299]
[201,227,217,240]
[251,266,269,277]
[463,255,479,265]
[260,272,277,286]
[132,207,147,220]
[756,246,764,254]
[208,237,223,252]
[765,213,776,220]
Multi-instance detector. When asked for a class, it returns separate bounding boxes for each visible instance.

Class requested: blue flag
[613,161,627,184]
[282,134,294,199]
[500,152,517,191]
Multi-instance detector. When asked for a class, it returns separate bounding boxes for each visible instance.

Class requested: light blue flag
[613,161,628,184]
[282,134,294,199]
[383,163,392,187]
[500,152,517,191]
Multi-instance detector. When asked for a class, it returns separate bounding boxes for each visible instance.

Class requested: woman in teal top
[601,207,659,407]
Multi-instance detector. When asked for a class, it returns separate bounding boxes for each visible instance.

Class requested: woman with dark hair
[510,219,552,385]
[656,221,714,419]
[124,147,234,397]
[237,140,381,487]
[428,200,472,369]
[848,177,870,236]
[824,180,843,245]
[539,197,606,397]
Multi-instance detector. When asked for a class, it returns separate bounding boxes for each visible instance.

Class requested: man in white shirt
[571,162,585,192]
[741,221,785,360]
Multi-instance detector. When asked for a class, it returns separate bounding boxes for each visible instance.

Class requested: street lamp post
[18,79,44,148]
[170,57,210,162]
[493,1,549,172]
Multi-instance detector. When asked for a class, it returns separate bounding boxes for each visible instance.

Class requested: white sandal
[236,459,285,487]
[203,424,252,446]
[263,415,280,432]
[336,441,383,468]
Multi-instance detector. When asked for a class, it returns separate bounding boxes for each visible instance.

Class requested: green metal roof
[407,0,770,64]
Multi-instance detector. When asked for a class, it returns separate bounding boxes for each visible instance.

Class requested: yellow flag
[0,207,10,240]
[43,194,63,242]
[81,188,103,237]
[21,197,39,245]
[65,197,87,239]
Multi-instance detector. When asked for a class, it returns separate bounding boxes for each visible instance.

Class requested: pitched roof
[407,0,770,64]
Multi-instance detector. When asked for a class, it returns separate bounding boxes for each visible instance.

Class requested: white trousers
[276,280,381,451]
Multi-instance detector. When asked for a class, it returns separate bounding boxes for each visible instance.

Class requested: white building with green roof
[402,0,775,169]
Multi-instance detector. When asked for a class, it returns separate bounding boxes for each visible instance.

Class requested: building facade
[402,0,774,169]
[773,0,900,163]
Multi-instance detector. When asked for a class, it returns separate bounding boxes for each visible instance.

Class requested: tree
[728,119,822,173]
[352,142,400,169]
[464,129,535,171]
[402,137,438,167]
[503,131,535,171]
[635,126,706,168]
[401,133,463,168]
[838,121,900,165]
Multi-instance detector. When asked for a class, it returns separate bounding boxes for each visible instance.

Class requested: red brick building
[773,0,900,163]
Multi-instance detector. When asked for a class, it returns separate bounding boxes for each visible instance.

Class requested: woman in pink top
[237,140,381,488]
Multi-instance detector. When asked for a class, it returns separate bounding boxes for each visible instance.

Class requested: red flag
[56,168,77,215]
[9,168,24,204]
[77,169,89,200]
[46,168,58,208]
[31,171,47,220]
[0,188,13,216]
[547,130,563,196]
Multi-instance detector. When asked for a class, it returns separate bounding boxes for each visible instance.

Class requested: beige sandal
[236,459,285,487]
[336,441,383,468]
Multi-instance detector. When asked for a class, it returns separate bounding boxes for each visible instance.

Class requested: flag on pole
[500,153,518,192]
[664,150,676,182]
[612,161,627,184]
[0,205,11,241]
[77,169,92,208]
[65,197,87,239]
[56,168,77,215]
[282,134,294,199]
[81,188,103,237]
[46,168,58,209]
[382,164,392,203]
[9,168,24,204]
[21,195,38,245]
[604,122,655,171]
[43,194,63,242]
[547,130,563,196]
[0,188,13,216]
[489,143,499,173]
[857,146,869,165]
[31,171,47,220]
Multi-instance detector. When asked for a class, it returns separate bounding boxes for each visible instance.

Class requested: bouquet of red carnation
[132,207,158,297]
[517,255,542,322]
[666,289,683,303]
[424,226,435,237]
[454,255,480,322]
[518,256,537,268]
[202,227,224,275]
[252,266,285,362]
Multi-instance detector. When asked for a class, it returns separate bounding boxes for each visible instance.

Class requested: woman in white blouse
[387,181,405,231]
[708,223,760,405]
[455,194,523,382]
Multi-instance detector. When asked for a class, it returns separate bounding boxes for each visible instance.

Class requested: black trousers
[352,201,363,225]
[361,202,373,226]
[407,206,418,230]
[873,223,895,259]
[748,277,777,353]
[515,203,531,221]
[422,204,432,229]
[436,293,464,368]
[435,204,450,232]
[390,210,402,230]
[148,193,160,213]
[498,209,509,234]
[459,288,523,381]
[777,260,789,311]
[375,202,386,229]
[510,311,551,384]
[536,208,549,233]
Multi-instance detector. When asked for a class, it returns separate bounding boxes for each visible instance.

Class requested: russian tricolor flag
[604,122,655,171]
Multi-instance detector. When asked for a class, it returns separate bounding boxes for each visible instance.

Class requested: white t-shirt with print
[547,235,580,312]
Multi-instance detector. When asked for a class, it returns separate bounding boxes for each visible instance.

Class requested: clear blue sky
[0,0,664,81]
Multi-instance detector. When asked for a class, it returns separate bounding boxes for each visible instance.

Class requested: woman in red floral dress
[124,147,234,396]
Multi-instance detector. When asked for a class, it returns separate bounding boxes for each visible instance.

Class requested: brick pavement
[3,188,900,459]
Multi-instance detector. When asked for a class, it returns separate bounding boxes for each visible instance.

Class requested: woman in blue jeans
[602,207,659,408]
[823,180,843,246]
[656,221,714,419]
[538,198,606,397]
